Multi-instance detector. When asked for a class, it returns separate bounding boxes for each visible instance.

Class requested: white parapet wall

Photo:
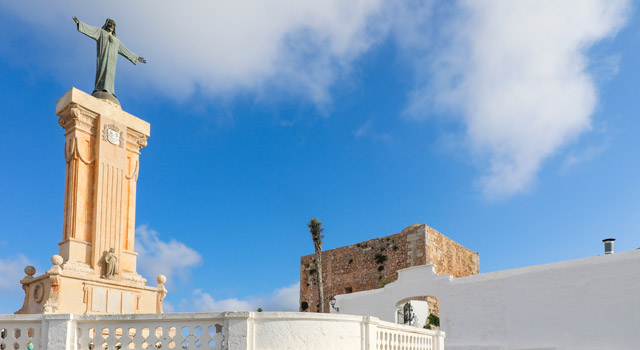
[335,249,640,350]
[0,311,444,350]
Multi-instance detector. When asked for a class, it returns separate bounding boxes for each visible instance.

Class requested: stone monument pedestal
[16,88,166,315]
[16,256,166,314]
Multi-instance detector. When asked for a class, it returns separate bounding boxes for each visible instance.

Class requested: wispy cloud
[0,255,31,291]
[405,0,630,199]
[563,143,608,170]
[136,225,202,286]
[354,120,392,142]
[354,121,373,138]
[590,54,622,83]
[187,282,299,312]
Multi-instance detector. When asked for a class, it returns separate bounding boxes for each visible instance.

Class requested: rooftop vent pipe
[602,238,615,255]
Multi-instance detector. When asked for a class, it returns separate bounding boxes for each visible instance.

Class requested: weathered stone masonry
[300,224,479,313]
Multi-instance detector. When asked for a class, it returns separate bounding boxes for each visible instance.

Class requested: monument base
[92,90,121,106]
[16,255,167,315]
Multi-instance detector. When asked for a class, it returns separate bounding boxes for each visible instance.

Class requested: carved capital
[57,117,67,128]
[137,137,148,149]
[57,107,81,130]
[59,106,98,134]
[125,130,148,153]
[71,107,82,119]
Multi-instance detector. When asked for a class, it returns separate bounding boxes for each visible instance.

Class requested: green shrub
[379,277,393,287]
[374,253,387,264]
[424,313,440,329]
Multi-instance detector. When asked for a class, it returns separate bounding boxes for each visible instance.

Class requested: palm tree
[308,217,325,312]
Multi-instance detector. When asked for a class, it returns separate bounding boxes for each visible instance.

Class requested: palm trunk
[315,249,324,313]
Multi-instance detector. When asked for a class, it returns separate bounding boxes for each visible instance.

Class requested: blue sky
[1,1,639,313]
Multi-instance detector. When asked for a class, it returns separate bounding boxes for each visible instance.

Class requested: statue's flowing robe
[77,20,139,97]
[105,252,118,278]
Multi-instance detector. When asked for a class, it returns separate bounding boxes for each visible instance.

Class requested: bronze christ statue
[73,17,146,105]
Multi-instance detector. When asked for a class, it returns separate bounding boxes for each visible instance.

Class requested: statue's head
[109,248,115,253]
[102,18,116,36]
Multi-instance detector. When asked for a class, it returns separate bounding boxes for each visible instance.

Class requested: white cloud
[406,0,629,198]
[0,1,386,104]
[0,255,32,313]
[563,143,608,170]
[136,225,202,286]
[162,301,176,314]
[354,120,392,142]
[1,1,630,198]
[189,282,299,312]
[0,255,31,291]
[354,120,373,138]
[590,54,622,84]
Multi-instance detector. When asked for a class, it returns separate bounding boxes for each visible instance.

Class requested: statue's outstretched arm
[75,17,100,40]
[118,42,145,65]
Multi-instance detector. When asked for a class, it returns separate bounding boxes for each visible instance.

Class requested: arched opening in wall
[395,296,440,330]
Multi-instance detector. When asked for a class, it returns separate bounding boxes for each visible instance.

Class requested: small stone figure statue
[104,248,118,279]
[73,17,146,105]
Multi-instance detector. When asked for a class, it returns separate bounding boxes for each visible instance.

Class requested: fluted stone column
[56,88,149,282]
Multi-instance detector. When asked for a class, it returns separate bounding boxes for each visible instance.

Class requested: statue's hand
[138,57,147,64]
[72,16,79,24]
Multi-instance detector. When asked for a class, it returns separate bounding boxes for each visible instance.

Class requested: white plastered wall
[334,249,640,350]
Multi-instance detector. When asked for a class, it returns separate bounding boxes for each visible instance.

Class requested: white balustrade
[375,325,437,350]
[76,317,225,349]
[0,315,42,350]
[0,312,444,350]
